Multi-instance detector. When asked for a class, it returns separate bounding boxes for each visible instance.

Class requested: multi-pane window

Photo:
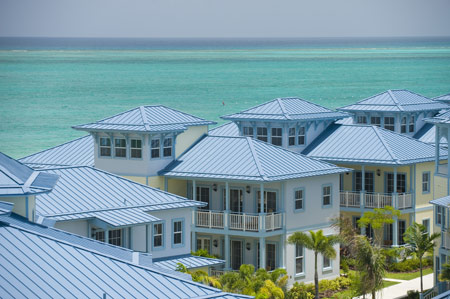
[243,126,254,137]
[153,223,163,247]
[356,116,367,124]
[151,139,160,158]
[298,127,306,145]
[289,128,296,146]
[323,256,331,269]
[387,173,406,193]
[173,220,183,245]
[295,245,304,275]
[257,127,268,142]
[355,171,374,193]
[322,185,331,206]
[437,206,444,225]
[114,138,126,157]
[271,128,282,146]
[409,116,415,132]
[163,137,172,157]
[197,237,211,253]
[294,189,304,210]
[109,229,122,246]
[93,230,105,242]
[99,137,111,157]
[423,219,430,235]
[371,117,381,127]
[196,186,210,209]
[384,117,395,131]
[401,117,407,133]
[130,139,142,158]
[422,172,430,193]
[257,190,277,213]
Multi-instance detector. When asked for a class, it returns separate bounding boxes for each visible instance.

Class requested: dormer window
[130,139,142,158]
[298,127,306,145]
[114,138,126,157]
[151,139,160,158]
[271,128,282,146]
[243,126,254,137]
[409,116,415,132]
[289,128,296,146]
[401,117,407,133]
[257,127,268,142]
[163,137,173,157]
[100,137,111,157]
[384,117,395,131]
[356,116,367,124]
[370,117,381,127]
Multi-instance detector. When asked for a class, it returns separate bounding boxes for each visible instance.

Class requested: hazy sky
[1,0,450,38]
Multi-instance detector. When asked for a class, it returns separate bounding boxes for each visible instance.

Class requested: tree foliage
[358,206,400,246]
[176,263,222,288]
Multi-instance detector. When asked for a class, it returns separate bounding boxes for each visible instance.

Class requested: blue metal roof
[430,196,450,207]
[303,124,447,165]
[413,123,448,146]
[425,110,450,125]
[221,98,347,122]
[0,152,59,196]
[0,212,251,298]
[338,90,448,113]
[73,105,216,133]
[209,122,240,137]
[35,166,204,226]
[434,94,450,103]
[153,254,225,271]
[19,135,94,169]
[161,135,349,182]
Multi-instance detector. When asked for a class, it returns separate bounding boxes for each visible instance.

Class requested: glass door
[231,240,243,270]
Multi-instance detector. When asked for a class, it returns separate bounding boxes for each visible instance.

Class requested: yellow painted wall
[167,178,187,197]
[434,175,449,200]
[122,175,165,190]
[123,175,147,185]
[2,195,35,221]
[415,162,435,208]
[175,125,208,158]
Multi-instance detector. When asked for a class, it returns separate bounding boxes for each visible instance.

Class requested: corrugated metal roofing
[413,123,448,146]
[153,254,225,271]
[73,105,216,133]
[221,98,347,122]
[19,135,94,169]
[209,122,240,137]
[0,152,59,196]
[161,136,349,182]
[0,213,252,299]
[338,90,448,113]
[303,124,448,165]
[434,94,450,103]
[430,196,450,207]
[35,166,204,225]
[425,110,450,125]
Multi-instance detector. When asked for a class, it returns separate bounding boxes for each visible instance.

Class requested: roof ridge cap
[276,98,291,120]
[246,137,268,180]
[139,106,151,131]
[372,126,398,163]
[0,165,24,185]
[387,90,404,111]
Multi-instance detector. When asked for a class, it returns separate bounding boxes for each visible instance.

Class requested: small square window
[384,117,395,131]
[370,117,381,127]
[409,116,415,132]
[130,139,142,158]
[357,116,367,124]
[401,117,407,133]
[294,189,304,211]
[322,185,331,206]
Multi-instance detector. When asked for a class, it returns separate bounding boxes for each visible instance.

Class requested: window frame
[401,116,407,133]
[130,138,142,159]
[409,116,415,133]
[295,244,305,276]
[356,116,367,124]
[422,218,430,235]
[152,221,165,250]
[271,127,283,146]
[243,126,254,137]
[256,127,268,142]
[384,117,395,131]
[172,218,184,248]
[422,171,431,194]
[322,255,332,271]
[297,126,306,145]
[99,137,112,157]
[150,138,160,159]
[163,137,173,157]
[288,127,296,146]
[370,116,381,127]
[114,138,127,158]
[294,187,305,212]
[322,184,332,207]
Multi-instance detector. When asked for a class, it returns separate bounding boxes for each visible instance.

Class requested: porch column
[259,237,266,270]
[361,165,365,208]
[191,231,197,252]
[279,234,286,268]
[435,126,440,172]
[192,180,197,201]
[252,122,257,139]
[260,183,265,231]
[393,167,398,209]
[225,182,230,212]
[105,228,109,244]
[393,217,398,247]
[225,235,231,270]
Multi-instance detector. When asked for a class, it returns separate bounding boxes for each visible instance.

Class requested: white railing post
[209,210,212,228]
[243,213,246,231]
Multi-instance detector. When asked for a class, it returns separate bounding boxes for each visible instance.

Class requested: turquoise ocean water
[1,37,450,159]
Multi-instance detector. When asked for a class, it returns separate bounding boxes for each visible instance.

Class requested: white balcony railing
[195,210,283,232]
[339,191,413,209]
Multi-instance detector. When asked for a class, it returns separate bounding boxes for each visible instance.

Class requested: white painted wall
[54,219,89,237]
[1,195,35,222]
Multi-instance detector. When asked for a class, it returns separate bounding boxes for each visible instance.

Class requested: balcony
[340,191,413,210]
[195,210,283,232]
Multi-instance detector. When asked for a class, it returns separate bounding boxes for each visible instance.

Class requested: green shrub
[388,257,433,272]
[406,290,420,299]
[286,282,314,299]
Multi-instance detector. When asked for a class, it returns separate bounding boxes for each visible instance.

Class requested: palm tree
[439,263,450,281]
[287,230,339,299]
[176,263,222,288]
[354,236,385,299]
[403,222,440,293]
